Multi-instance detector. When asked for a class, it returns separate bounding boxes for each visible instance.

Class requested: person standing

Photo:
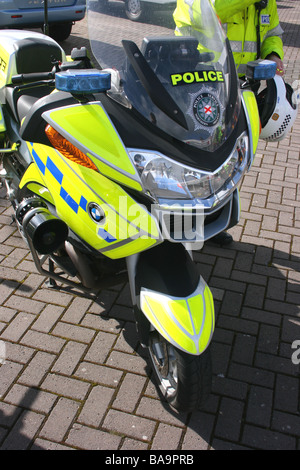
[212,0,284,77]
[174,0,285,77]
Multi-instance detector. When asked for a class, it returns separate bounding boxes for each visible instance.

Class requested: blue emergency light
[246,59,277,81]
[55,70,111,94]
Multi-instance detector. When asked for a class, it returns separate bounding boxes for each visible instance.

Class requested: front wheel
[147,331,212,412]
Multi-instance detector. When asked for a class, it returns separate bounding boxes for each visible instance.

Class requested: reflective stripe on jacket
[173,0,284,75]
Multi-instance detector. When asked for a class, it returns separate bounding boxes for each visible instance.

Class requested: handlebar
[11,47,92,85]
[11,71,55,84]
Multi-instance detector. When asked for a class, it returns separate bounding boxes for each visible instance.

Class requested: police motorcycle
[0,0,295,412]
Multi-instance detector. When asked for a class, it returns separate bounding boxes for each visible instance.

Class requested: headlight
[129,132,249,202]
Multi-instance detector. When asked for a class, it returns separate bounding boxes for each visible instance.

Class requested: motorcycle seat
[3,35,64,122]
[13,37,63,76]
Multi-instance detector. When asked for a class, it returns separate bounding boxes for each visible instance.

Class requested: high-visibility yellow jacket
[173,0,284,76]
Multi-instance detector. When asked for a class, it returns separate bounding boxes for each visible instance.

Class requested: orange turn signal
[45,125,98,172]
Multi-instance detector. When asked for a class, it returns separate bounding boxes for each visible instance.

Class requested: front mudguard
[127,242,215,355]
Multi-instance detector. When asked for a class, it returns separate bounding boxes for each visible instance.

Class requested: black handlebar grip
[11,72,54,84]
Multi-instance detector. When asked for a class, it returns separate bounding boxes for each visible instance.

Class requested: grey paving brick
[246,385,273,427]
[228,362,275,388]
[215,397,244,441]
[32,305,64,333]
[112,372,147,413]
[0,306,17,323]
[51,341,87,375]
[151,423,184,450]
[1,410,45,450]
[32,287,73,306]
[51,321,95,344]
[103,408,156,441]
[4,342,35,364]
[5,384,56,414]
[232,333,256,365]
[74,361,123,387]
[66,424,121,450]
[1,312,36,342]
[137,396,187,427]
[120,437,149,450]
[257,324,280,354]
[14,273,44,298]
[18,351,56,387]
[77,385,115,427]
[274,374,300,414]
[212,375,248,400]
[20,330,65,354]
[41,373,90,401]
[0,280,19,305]
[0,226,17,243]
[39,397,80,442]
[0,266,27,283]
[5,295,45,315]
[242,424,296,450]
[106,350,147,375]
[0,401,22,427]
[244,284,266,309]
[31,438,74,450]
[62,297,93,323]
[84,330,117,363]
[272,411,300,437]
[0,360,24,397]
[182,411,215,450]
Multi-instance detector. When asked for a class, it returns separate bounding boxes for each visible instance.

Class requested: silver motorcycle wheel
[147,331,212,412]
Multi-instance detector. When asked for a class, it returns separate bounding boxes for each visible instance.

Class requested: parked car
[99,0,176,22]
[124,0,176,21]
[0,0,86,41]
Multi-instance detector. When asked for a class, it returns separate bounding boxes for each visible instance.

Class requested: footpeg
[0,142,19,154]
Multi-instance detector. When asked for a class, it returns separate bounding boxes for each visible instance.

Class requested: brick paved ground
[0,0,299,451]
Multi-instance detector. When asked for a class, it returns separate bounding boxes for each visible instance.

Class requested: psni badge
[193,92,220,127]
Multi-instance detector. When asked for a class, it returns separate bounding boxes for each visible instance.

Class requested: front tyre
[147,331,212,412]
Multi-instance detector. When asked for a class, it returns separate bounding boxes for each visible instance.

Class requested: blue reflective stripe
[46,157,63,184]
[60,187,79,214]
[79,196,87,211]
[32,149,46,175]
[98,227,117,243]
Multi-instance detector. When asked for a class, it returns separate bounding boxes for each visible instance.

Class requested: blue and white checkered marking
[30,144,116,243]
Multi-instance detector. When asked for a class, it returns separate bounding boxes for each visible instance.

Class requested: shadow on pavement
[0,387,44,450]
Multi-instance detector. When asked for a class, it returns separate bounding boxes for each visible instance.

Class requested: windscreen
[87,0,240,151]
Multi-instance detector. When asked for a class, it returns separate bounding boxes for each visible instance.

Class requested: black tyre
[48,22,73,42]
[125,0,146,21]
[147,331,212,412]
